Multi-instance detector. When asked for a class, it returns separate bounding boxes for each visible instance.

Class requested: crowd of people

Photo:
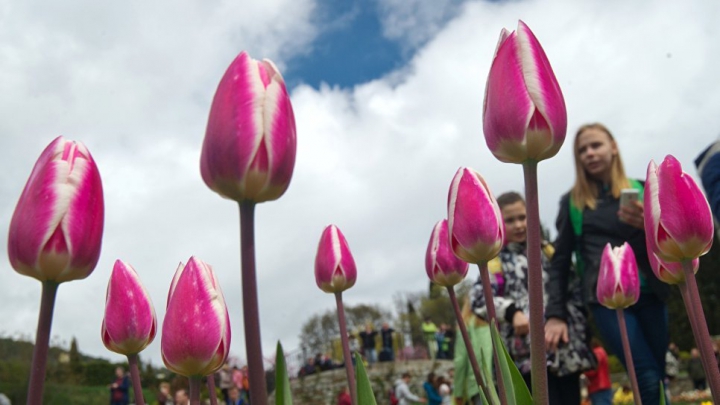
[111,121,720,405]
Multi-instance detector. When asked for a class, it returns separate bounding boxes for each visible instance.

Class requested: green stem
[616,309,642,405]
[189,377,201,405]
[239,201,268,405]
[478,263,507,405]
[681,260,720,402]
[335,292,357,405]
[522,161,548,405]
[26,281,59,405]
[446,286,493,403]
[127,354,146,405]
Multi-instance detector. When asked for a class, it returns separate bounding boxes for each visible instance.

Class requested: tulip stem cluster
[127,354,146,405]
[207,377,218,405]
[477,263,507,405]
[615,310,642,405]
[189,377,202,405]
[446,286,493,402]
[27,282,59,405]
[522,162,549,405]
[239,202,268,405]
[680,261,720,400]
[335,292,357,405]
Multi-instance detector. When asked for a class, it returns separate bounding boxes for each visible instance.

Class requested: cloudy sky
[2,0,719,369]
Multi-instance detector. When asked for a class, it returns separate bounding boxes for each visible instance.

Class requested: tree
[298,303,391,357]
[69,337,83,379]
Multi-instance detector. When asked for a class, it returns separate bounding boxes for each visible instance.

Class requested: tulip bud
[314,225,357,294]
[201,51,297,203]
[162,257,231,376]
[426,219,469,287]
[8,136,104,283]
[447,168,504,264]
[101,260,157,355]
[597,243,640,309]
[644,155,714,262]
[483,21,566,164]
[646,247,699,285]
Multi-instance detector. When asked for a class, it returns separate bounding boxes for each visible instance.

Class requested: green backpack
[568,179,644,278]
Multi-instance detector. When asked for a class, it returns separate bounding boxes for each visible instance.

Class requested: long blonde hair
[571,123,631,210]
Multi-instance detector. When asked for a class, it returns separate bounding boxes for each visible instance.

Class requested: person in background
[422,318,439,360]
[395,372,427,405]
[380,322,395,362]
[157,382,172,405]
[227,387,245,405]
[696,139,720,228]
[359,324,379,364]
[337,386,351,405]
[109,366,130,405]
[688,347,707,390]
[174,389,190,405]
[545,123,671,405]
[435,325,447,360]
[473,191,595,404]
[584,339,612,405]
[219,363,233,405]
[423,372,443,405]
[452,298,493,405]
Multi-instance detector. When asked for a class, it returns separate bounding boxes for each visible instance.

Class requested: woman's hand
[513,311,530,336]
[618,200,644,230]
[545,318,568,352]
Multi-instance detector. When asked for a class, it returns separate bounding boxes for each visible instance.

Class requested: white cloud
[2,0,720,373]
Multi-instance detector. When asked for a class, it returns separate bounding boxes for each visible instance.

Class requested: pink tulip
[314,225,357,294]
[647,247,699,285]
[201,51,296,203]
[161,257,231,376]
[483,21,566,164]
[644,155,714,262]
[596,243,640,309]
[8,136,104,283]
[447,168,504,264]
[426,219,469,287]
[101,260,157,355]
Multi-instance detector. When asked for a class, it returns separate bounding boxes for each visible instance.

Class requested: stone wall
[271,359,454,405]
[270,360,697,404]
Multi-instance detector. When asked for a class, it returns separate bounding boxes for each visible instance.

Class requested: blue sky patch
[285,0,407,89]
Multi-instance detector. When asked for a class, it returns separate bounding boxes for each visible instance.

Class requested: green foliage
[275,342,293,405]
[354,353,377,405]
[299,303,392,356]
[490,323,532,405]
[607,354,625,374]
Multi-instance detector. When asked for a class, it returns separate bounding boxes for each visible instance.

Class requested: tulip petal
[425,220,469,287]
[162,257,230,376]
[447,168,504,263]
[483,30,535,163]
[8,137,104,283]
[314,225,357,293]
[102,260,156,355]
[656,155,714,259]
[516,20,566,160]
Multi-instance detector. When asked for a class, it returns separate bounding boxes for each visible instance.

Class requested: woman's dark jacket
[546,186,671,321]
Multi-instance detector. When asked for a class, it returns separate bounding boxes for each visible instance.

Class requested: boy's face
[501,201,527,244]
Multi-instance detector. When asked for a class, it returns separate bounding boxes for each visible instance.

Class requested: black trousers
[522,371,581,405]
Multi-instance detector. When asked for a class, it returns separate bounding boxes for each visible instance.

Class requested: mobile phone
[620,188,639,208]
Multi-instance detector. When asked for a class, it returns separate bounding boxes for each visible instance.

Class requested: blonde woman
[545,123,671,405]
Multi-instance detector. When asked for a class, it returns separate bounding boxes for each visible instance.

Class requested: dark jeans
[589,388,613,405]
[522,371,581,405]
[590,294,669,405]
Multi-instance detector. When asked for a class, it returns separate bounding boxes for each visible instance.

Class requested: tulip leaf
[275,342,293,405]
[490,322,532,405]
[478,346,501,405]
[659,381,666,405]
[355,353,377,405]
